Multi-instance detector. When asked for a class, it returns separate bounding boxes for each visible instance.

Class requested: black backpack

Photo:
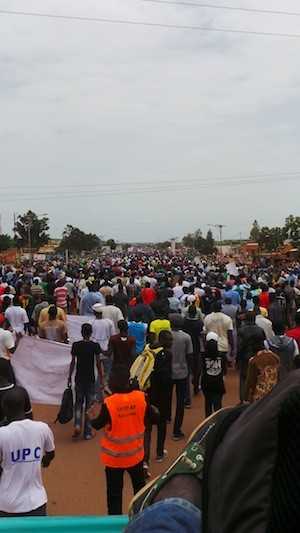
[202,370,300,533]
[55,386,74,424]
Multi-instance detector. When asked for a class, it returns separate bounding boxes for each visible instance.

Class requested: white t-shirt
[204,312,233,352]
[0,329,15,359]
[5,306,29,334]
[91,318,115,351]
[0,419,55,513]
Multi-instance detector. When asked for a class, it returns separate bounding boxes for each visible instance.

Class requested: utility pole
[207,224,227,255]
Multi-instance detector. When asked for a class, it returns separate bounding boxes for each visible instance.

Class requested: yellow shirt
[149,319,171,338]
[38,306,66,327]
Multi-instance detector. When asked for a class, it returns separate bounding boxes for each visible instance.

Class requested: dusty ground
[37,370,239,516]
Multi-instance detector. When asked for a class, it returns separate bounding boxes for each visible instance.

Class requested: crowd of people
[1,252,300,524]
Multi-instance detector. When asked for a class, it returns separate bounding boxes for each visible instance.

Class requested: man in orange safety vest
[87,365,157,515]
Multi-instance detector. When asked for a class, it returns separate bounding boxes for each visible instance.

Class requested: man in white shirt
[0,387,55,516]
[204,301,234,361]
[95,296,124,333]
[5,297,29,337]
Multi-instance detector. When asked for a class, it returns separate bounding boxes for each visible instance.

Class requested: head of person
[212,301,222,313]
[206,332,219,358]
[134,311,143,323]
[1,387,26,422]
[48,305,58,321]
[13,296,21,307]
[273,322,285,336]
[295,310,300,327]
[245,311,256,325]
[105,295,114,305]
[109,365,130,394]
[34,278,39,286]
[158,329,173,350]
[170,314,184,331]
[81,322,92,340]
[269,292,276,304]
[187,303,197,319]
[0,358,12,383]
[92,303,103,317]
[118,320,128,335]
[145,281,151,288]
[224,297,232,305]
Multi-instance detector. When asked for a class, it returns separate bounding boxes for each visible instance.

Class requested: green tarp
[0,516,128,532]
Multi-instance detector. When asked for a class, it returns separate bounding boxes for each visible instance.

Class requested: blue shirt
[223,289,240,306]
[80,292,105,315]
[128,321,148,354]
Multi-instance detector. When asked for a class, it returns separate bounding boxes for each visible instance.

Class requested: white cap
[92,303,104,313]
[206,332,219,343]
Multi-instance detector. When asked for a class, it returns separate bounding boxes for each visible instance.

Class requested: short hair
[273,322,285,336]
[224,297,232,305]
[212,301,222,313]
[48,305,57,320]
[82,323,92,337]
[118,320,128,333]
[2,387,26,418]
[109,365,130,393]
[295,311,300,326]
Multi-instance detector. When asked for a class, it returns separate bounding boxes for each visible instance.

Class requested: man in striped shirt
[54,280,68,312]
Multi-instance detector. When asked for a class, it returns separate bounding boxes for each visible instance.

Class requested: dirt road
[37,370,239,516]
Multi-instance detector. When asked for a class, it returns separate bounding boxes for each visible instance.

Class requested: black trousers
[172,378,187,435]
[0,504,47,517]
[204,392,223,418]
[105,461,145,515]
[144,383,171,463]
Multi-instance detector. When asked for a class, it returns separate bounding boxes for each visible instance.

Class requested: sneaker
[84,432,95,441]
[155,449,168,463]
[72,427,81,440]
[143,462,151,479]
[172,431,185,441]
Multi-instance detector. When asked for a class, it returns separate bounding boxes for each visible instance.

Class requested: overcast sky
[1,0,300,242]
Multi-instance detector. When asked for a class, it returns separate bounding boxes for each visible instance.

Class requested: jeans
[125,498,201,533]
[204,392,223,418]
[74,382,95,437]
[0,504,47,517]
[172,378,187,435]
[144,383,171,462]
[105,461,145,515]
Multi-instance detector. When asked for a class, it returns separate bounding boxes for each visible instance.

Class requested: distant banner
[12,336,71,405]
[67,315,93,344]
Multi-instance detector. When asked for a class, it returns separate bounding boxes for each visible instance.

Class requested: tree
[106,239,116,250]
[156,241,171,251]
[14,210,49,249]
[204,229,216,254]
[0,234,15,251]
[182,233,194,248]
[249,220,260,242]
[283,215,300,247]
[59,225,100,252]
[258,226,284,252]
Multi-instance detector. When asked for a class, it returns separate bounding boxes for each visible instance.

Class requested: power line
[1,9,300,39]
[142,0,300,18]
[0,173,300,203]
[0,170,300,191]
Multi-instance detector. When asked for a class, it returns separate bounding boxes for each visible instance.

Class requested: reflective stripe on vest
[101,445,144,458]
[103,431,144,445]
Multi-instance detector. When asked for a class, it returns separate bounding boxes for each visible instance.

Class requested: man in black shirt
[237,311,265,402]
[68,323,102,440]
[144,330,173,468]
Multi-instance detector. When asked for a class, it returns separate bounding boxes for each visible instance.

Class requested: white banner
[12,336,71,405]
[67,315,93,344]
